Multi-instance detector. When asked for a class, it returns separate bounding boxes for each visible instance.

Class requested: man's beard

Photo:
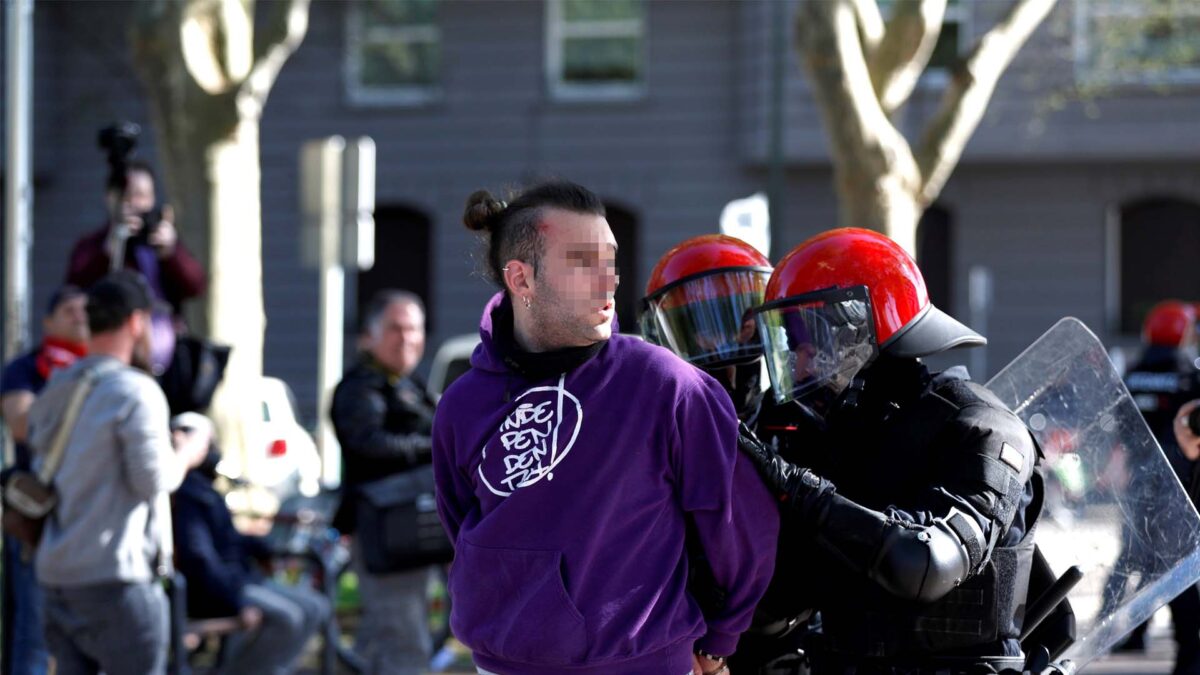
[131,337,155,374]
[529,295,604,350]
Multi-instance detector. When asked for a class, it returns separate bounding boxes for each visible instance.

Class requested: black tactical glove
[737,423,835,518]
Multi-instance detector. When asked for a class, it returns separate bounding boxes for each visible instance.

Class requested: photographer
[65,124,206,373]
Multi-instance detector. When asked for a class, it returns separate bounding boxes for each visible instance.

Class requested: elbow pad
[869,510,982,603]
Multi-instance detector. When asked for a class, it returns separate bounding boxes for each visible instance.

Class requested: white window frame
[345,0,441,107]
[545,0,647,101]
[1074,0,1200,88]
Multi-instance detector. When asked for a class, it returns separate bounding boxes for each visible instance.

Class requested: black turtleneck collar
[491,297,605,382]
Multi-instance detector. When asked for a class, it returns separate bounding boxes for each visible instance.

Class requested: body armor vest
[814,376,1041,662]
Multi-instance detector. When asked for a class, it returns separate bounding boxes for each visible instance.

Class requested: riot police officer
[643,234,773,420]
[1107,300,1200,672]
[738,228,1044,674]
[643,235,812,673]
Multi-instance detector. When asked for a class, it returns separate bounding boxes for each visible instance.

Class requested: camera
[1188,406,1200,436]
[97,121,141,170]
[98,122,161,241]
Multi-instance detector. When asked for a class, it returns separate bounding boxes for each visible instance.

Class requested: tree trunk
[159,114,265,463]
[837,172,921,255]
[129,0,304,477]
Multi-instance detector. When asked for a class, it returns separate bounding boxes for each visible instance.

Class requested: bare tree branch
[915,0,1059,204]
[868,0,947,114]
[244,0,311,111]
[851,0,885,58]
[797,0,921,206]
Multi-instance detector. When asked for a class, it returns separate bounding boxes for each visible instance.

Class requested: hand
[1175,400,1200,461]
[148,205,178,259]
[693,653,729,675]
[239,605,263,631]
[737,423,803,496]
[737,423,832,515]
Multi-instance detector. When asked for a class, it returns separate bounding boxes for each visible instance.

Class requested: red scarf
[35,336,88,380]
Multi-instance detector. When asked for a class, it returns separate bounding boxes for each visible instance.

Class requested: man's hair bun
[463,190,507,232]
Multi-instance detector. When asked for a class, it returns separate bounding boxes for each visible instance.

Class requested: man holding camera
[66,156,206,374]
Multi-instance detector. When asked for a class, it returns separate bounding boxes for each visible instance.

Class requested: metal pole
[766,0,787,256]
[5,0,35,468]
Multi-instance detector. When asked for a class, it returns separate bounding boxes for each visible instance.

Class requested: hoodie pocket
[448,540,588,664]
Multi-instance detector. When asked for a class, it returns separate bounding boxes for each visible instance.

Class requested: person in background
[171,411,329,675]
[30,271,185,675]
[65,159,206,374]
[0,285,88,675]
[331,289,437,675]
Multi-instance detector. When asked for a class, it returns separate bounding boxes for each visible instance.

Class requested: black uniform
[329,356,436,534]
[741,357,1043,674]
[1105,346,1200,670]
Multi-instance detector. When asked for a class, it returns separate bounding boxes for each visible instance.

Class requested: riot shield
[986,318,1200,667]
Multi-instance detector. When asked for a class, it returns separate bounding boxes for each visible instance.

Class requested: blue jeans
[219,581,330,675]
[2,534,48,675]
[41,581,169,675]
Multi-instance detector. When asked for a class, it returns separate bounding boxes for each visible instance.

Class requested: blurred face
[105,169,156,219]
[43,295,89,343]
[366,300,425,377]
[527,209,619,349]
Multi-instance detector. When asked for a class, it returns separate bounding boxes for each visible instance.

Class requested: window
[355,205,434,332]
[927,0,969,72]
[546,0,646,99]
[346,0,440,105]
[877,0,969,78]
[1117,198,1200,334]
[604,202,639,332]
[1075,0,1200,86]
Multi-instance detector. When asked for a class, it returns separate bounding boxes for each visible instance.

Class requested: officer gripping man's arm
[738,392,1038,605]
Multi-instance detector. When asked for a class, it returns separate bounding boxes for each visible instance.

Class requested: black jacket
[1125,345,1200,491]
[330,356,436,533]
[173,470,272,618]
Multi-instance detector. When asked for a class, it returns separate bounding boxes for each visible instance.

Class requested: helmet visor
[754,286,878,407]
[648,268,771,368]
[638,299,663,346]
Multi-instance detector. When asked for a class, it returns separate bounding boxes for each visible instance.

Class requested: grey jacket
[29,355,184,587]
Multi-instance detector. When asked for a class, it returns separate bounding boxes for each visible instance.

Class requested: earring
[523,296,532,309]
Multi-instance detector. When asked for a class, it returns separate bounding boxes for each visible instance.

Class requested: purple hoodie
[432,293,779,675]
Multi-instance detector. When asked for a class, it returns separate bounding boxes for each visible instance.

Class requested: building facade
[3,0,1199,424]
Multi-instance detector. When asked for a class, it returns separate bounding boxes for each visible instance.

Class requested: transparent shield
[986,318,1200,667]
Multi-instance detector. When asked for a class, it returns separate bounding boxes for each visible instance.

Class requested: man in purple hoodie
[433,181,779,675]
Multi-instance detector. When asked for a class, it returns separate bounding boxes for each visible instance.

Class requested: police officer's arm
[677,377,780,658]
[330,382,431,465]
[740,405,1035,604]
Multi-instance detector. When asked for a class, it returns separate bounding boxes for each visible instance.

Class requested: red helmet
[643,235,772,367]
[753,228,984,407]
[1142,300,1196,347]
